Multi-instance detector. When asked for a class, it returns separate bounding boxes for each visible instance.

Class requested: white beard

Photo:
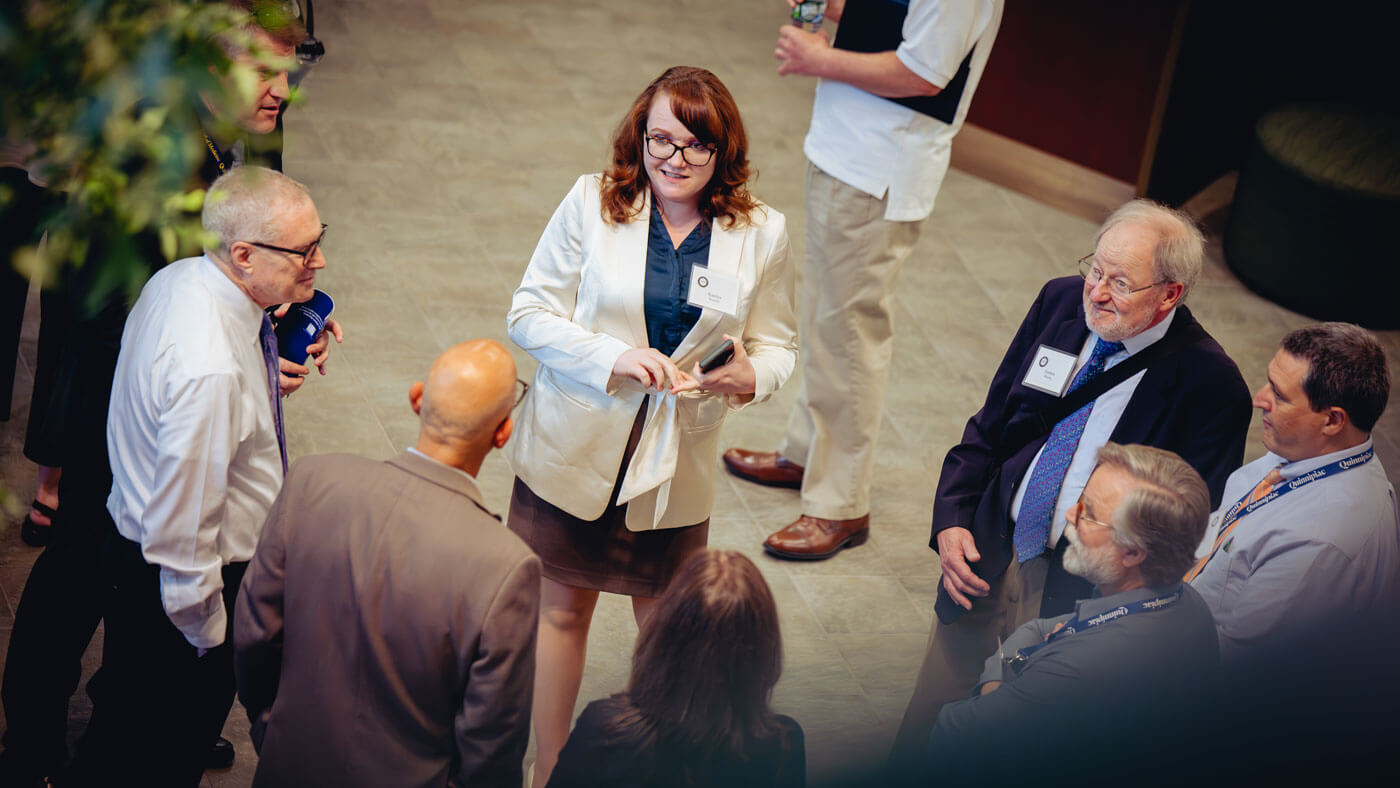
[1063,523,1125,588]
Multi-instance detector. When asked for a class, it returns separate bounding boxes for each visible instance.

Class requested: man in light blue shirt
[1189,322,1397,780]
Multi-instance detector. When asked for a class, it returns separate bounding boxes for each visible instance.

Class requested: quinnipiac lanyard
[1216,446,1374,535]
[1015,586,1184,661]
[202,131,227,175]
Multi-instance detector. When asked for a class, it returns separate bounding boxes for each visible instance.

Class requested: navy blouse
[642,204,709,357]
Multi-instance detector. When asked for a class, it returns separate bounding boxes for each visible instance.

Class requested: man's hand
[775,24,832,77]
[936,526,990,610]
[305,317,344,375]
[785,0,845,23]
[613,348,699,394]
[278,359,309,396]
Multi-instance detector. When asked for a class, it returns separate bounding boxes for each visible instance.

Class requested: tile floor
[3,1,1399,785]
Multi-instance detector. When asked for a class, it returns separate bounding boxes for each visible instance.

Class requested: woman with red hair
[506,66,797,786]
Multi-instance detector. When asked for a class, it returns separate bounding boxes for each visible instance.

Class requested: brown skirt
[506,404,709,598]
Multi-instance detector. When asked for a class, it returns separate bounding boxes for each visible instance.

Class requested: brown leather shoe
[722,448,804,489]
[763,514,870,560]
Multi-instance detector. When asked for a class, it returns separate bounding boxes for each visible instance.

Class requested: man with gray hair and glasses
[892,199,1251,766]
[925,443,1219,783]
[65,166,328,786]
[1187,322,1397,779]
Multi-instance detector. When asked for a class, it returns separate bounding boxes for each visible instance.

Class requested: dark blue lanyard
[1217,446,1374,533]
[1017,586,1183,659]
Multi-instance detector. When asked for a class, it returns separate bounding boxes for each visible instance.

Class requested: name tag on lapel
[687,265,740,316]
[1022,345,1077,396]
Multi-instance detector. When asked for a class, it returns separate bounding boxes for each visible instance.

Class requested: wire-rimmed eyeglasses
[1077,254,1165,299]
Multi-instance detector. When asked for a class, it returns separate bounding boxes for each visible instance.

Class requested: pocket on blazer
[543,366,601,412]
[679,393,727,433]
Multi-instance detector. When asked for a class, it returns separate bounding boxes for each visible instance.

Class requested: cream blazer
[506,174,797,530]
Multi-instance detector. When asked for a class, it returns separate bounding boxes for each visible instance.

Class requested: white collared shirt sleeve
[507,175,634,395]
[143,369,243,649]
[897,0,988,88]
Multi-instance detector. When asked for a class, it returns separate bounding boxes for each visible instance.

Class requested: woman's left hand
[691,334,756,395]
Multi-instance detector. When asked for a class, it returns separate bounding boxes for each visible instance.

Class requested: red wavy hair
[600,66,758,228]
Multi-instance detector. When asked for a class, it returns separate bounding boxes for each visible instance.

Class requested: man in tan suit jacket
[234,340,540,788]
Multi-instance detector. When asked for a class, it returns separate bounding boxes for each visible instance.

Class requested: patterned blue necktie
[1013,337,1125,562]
[259,313,289,475]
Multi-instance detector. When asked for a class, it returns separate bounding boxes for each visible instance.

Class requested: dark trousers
[1,168,67,464]
[66,531,246,788]
[0,346,117,782]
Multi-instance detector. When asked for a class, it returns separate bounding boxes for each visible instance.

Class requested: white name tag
[687,265,740,316]
[1022,345,1078,396]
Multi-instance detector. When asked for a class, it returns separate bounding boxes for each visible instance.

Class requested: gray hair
[1280,322,1390,432]
[1095,200,1205,301]
[1094,443,1210,586]
[201,166,311,257]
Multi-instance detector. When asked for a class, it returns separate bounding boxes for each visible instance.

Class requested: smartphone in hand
[699,339,735,373]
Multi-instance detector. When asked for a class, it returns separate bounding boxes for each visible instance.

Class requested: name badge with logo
[687,265,740,316]
[1022,345,1078,396]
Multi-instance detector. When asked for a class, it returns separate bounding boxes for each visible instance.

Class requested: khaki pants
[888,555,1049,769]
[779,164,924,520]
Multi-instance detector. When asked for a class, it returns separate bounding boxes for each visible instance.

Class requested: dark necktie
[259,313,288,475]
[1013,337,1125,562]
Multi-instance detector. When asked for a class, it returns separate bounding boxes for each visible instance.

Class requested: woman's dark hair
[600,66,759,228]
[604,549,784,764]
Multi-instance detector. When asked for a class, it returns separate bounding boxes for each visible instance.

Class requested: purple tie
[259,313,288,475]
[1013,337,1125,562]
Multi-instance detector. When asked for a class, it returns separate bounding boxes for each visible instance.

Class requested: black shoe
[20,500,57,547]
[206,737,235,770]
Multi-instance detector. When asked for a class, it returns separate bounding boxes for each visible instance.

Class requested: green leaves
[0,1,250,315]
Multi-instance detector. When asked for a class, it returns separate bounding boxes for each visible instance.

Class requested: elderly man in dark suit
[890,199,1251,765]
[234,339,541,788]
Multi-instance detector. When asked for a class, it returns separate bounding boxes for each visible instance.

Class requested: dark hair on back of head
[1280,322,1390,432]
[603,550,784,767]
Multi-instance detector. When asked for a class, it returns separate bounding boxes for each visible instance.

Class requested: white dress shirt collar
[199,254,265,332]
[1115,306,1177,356]
[406,447,482,494]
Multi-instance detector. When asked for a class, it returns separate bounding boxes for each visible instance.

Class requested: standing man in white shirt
[722,0,1004,559]
[66,166,328,787]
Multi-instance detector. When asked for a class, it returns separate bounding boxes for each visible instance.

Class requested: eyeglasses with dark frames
[645,134,716,167]
[246,224,329,267]
[513,378,530,410]
[1077,253,1166,299]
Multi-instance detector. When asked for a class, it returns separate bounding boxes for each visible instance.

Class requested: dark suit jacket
[930,277,1251,622]
[234,450,541,788]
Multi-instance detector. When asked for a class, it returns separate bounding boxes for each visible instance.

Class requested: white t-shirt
[803,0,1004,221]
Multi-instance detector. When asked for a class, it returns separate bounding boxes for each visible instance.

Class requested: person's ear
[493,416,514,449]
[1319,406,1349,437]
[1158,281,1185,312]
[1120,545,1147,570]
[228,241,258,274]
[408,381,424,415]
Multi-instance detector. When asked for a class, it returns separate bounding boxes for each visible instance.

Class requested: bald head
[412,340,518,472]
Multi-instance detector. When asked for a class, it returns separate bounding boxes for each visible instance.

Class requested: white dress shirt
[1010,309,1177,548]
[107,255,283,649]
[803,0,1003,221]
